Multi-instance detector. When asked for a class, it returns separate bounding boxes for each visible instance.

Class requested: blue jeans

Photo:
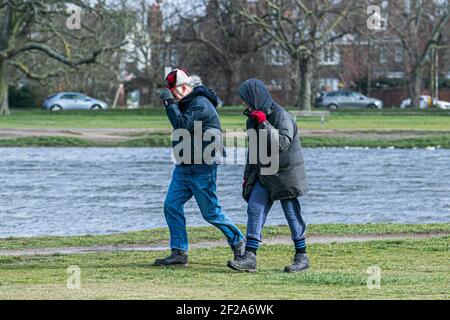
[164,164,244,252]
[246,180,307,250]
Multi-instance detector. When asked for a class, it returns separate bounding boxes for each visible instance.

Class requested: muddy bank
[0,128,448,143]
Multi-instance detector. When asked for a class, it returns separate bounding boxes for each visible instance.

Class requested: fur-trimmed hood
[190,75,203,88]
[180,84,219,108]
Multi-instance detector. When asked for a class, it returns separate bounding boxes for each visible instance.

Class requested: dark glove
[242,177,247,190]
[250,110,267,125]
[160,88,175,107]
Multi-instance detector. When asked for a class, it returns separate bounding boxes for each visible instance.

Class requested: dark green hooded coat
[239,79,308,201]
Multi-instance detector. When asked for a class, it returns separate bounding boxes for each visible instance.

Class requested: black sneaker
[231,241,246,260]
[284,253,310,273]
[227,251,257,272]
[154,249,188,267]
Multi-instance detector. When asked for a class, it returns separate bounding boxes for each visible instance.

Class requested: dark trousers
[246,180,307,250]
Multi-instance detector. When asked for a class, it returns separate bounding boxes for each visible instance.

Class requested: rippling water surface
[0,147,449,237]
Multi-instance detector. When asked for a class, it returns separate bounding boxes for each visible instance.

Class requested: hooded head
[238,78,274,114]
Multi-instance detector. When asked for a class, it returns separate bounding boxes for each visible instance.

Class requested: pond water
[0,147,449,237]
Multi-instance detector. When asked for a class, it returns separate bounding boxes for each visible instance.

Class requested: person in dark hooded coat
[227,78,310,273]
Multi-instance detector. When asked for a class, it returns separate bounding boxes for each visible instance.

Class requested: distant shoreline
[0,133,449,149]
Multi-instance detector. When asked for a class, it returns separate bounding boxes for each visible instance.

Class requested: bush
[8,85,40,109]
[440,78,450,88]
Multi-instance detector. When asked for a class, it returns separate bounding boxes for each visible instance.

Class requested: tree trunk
[367,37,373,96]
[310,55,320,107]
[430,48,435,104]
[112,84,122,109]
[296,57,313,111]
[223,63,241,106]
[0,6,11,116]
[410,66,423,109]
[0,61,10,116]
[222,68,233,105]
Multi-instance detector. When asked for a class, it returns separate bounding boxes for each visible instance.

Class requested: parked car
[315,90,383,110]
[400,95,450,110]
[437,100,450,110]
[43,92,108,111]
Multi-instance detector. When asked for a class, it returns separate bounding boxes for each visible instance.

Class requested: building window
[170,49,178,66]
[435,0,449,15]
[319,78,339,92]
[394,46,403,63]
[404,0,411,12]
[380,47,388,64]
[319,45,340,66]
[386,71,405,79]
[265,47,290,66]
[267,79,290,91]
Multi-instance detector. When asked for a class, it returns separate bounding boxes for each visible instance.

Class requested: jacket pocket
[242,169,258,202]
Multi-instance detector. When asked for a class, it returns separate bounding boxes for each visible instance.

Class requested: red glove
[250,111,267,124]
[242,178,247,189]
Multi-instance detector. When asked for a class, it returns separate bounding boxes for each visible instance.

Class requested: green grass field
[1,223,449,250]
[0,224,448,300]
[1,108,449,131]
[1,108,449,148]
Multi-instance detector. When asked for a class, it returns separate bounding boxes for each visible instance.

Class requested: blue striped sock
[294,239,306,250]
[245,238,260,253]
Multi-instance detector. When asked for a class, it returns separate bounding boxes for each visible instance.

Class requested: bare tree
[172,0,269,104]
[235,0,360,110]
[0,0,126,115]
[117,0,170,106]
[389,0,450,108]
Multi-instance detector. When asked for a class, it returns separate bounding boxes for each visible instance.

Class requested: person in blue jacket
[155,68,245,267]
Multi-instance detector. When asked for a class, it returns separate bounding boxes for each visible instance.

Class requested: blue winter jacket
[165,85,223,165]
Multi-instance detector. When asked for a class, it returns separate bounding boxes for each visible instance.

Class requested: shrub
[8,85,40,109]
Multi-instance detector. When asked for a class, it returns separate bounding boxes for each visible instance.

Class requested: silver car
[315,90,383,110]
[43,92,108,111]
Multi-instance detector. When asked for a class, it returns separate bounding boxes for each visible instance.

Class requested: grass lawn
[1,108,449,131]
[1,223,449,250]
[1,109,449,148]
[0,235,448,299]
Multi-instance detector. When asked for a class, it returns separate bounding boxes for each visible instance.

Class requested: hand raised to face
[249,110,267,125]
